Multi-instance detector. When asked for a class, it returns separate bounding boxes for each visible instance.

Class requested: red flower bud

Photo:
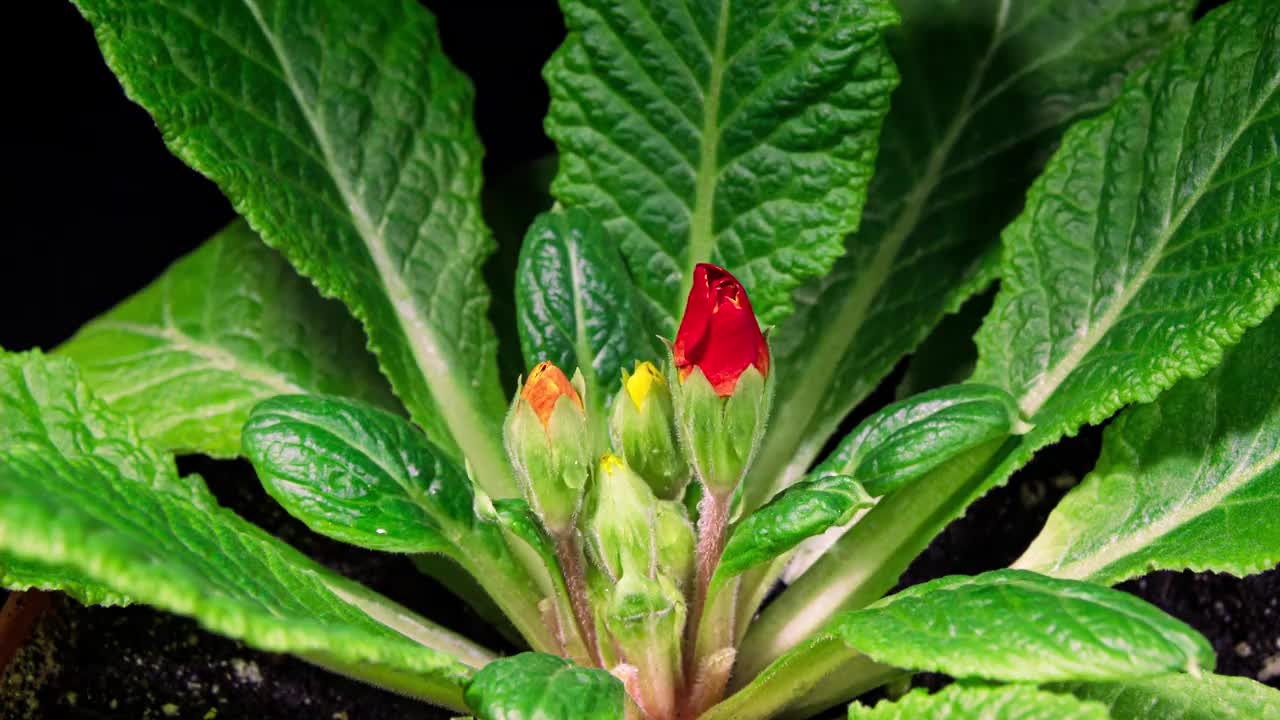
[673,264,769,396]
[522,361,584,427]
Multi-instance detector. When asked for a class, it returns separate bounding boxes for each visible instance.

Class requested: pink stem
[555,533,605,667]
[683,490,732,684]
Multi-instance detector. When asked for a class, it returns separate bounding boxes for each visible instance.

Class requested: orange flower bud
[521,361,584,427]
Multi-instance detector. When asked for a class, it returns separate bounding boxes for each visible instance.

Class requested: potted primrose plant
[2,0,1280,718]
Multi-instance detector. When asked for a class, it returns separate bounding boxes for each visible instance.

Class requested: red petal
[673,264,768,396]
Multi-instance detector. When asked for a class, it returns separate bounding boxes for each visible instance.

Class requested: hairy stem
[685,490,732,657]
[610,665,648,720]
[680,489,734,715]
[555,532,605,667]
[702,641,900,720]
[682,648,737,720]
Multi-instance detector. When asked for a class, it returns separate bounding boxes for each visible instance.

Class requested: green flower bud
[655,500,695,596]
[670,363,772,497]
[610,361,688,500]
[503,361,592,535]
[584,563,620,669]
[586,454,657,581]
[604,573,686,720]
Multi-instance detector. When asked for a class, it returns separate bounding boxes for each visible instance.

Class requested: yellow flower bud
[625,361,664,412]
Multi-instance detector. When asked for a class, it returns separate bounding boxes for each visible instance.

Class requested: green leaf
[746,0,1280,670]
[1016,313,1280,585]
[748,0,1196,504]
[515,209,656,409]
[848,685,1110,720]
[0,552,129,608]
[71,0,514,497]
[464,652,625,720]
[1055,673,1280,720]
[718,474,872,579]
[739,569,1212,694]
[544,0,900,330]
[832,570,1211,682]
[1,351,183,497]
[761,383,1023,601]
[811,384,1025,497]
[972,0,1280,447]
[1,350,188,605]
[241,394,557,654]
[492,498,563,593]
[57,221,398,459]
[244,395,484,554]
[0,353,491,710]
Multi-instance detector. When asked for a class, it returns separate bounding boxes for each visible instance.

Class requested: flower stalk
[666,264,773,713]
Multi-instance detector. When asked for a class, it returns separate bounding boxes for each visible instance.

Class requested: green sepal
[672,363,773,497]
[610,363,687,500]
[604,573,686,720]
[584,564,620,669]
[655,501,695,596]
[586,456,658,582]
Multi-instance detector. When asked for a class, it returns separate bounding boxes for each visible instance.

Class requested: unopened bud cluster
[501,263,772,718]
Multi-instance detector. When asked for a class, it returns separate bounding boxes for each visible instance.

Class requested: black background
[2,1,1275,719]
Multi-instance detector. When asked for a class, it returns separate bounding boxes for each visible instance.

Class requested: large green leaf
[746,0,1280,671]
[753,570,1210,684]
[1016,313,1280,585]
[1,351,182,496]
[515,209,656,408]
[748,0,1197,503]
[544,0,900,331]
[822,570,1213,682]
[724,569,1211,719]
[1056,673,1280,720]
[464,652,625,720]
[242,394,556,654]
[57,222,398,459]
[847,686,1110,720]
[972,0,1280,444]
[71,0,514,497]
[0,350,184,604]
[0,353,491,711]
